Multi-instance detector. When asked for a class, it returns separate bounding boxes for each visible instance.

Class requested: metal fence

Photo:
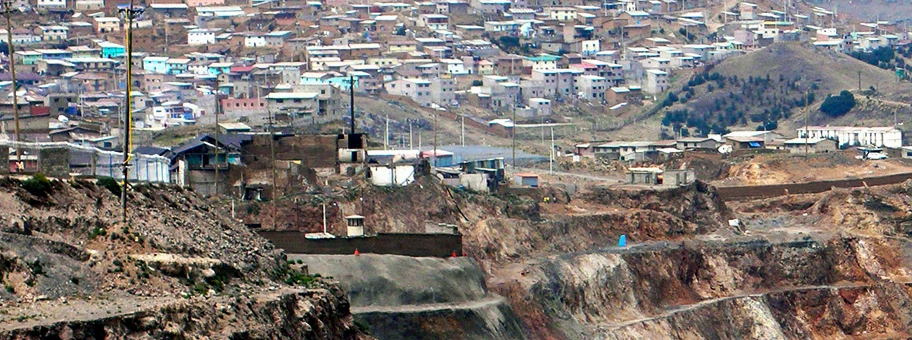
[1,141,170,183]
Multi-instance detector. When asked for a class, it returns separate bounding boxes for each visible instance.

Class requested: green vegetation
[659,69,818,138]
[285,270,318,288]
[97,177,122,197]
[819,91,856,117]
[850,47,897,69]
[21,174,52,196]
[89,226,107,240]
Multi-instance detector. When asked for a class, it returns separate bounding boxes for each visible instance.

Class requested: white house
[37,0,66,9]
[243,32,267,48]
[439,58,468,75]
[797,126,902,148]
[187,29,215,45]
[645,69,668,94]
[39,26,68,41]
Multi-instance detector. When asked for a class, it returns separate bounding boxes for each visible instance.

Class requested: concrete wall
[39,148,70,177]
[0,146,7,174]
[717,172,912,201]
[258,232,463,258]
[369,165,415,186]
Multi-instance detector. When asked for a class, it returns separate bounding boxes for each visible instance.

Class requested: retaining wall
[717,172,912,201]
[257,232,463,258]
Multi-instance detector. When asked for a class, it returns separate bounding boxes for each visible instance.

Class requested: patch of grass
[285,270,318,288]
[97,177,122,197]
[21,174,52,196]
[192,283,209,296]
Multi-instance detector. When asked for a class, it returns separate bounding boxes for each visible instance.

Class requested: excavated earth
[0,177,369,339]
[322,177,912,339]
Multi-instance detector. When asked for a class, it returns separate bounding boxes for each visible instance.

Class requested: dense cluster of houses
[5,0,897,141]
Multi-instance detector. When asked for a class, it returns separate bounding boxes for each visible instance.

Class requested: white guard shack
[345,215,365,237]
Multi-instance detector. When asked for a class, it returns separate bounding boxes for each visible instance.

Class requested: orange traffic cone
[354,249,360,256]
[451,251,457,258]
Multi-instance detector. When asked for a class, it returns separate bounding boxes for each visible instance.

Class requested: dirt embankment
[292,254,525,340]
[0,177,368,339]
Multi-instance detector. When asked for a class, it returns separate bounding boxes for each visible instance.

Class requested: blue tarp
[749,142,761,148]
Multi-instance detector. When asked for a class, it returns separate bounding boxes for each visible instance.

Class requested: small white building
[187,29,215,45]
[645,69,668,94]
[529,98,551,116]
[243,33,267,48]
[796,126,902,148]
[37,0,66,9]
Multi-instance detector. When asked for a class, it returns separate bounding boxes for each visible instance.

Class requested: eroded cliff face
[490,182,912,339]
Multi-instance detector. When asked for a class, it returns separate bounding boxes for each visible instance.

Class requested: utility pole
[805,89,810,156]
[460,113,464,147]
[384,114,389,150]
[409,120,413,149]
[268,109,277,230]
[214,76,221,198]
[3,0,20,171]
[349,76,355,134]
[511,104,516,169]
[433,107,438,167]
[858,70,862,91]
[119,3,143,224]
[549,126,554,175]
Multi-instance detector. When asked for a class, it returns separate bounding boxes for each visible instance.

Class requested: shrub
[21,174,52,196]
[97,177,122,197]
[819,90,856,117]
[89,227,107,239]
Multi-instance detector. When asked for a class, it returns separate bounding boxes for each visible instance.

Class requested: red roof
[230,65,255,73]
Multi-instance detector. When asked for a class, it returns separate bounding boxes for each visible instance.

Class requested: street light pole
[3,1,20,170]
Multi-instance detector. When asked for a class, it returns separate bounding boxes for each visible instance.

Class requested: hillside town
[5,0,912,338]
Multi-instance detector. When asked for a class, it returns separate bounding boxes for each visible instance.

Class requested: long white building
[796,126,902,148]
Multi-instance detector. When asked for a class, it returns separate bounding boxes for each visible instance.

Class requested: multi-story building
[36,0,66,10]
[93,17,121,34]
[39,26,68,41]
[188,29,216,45]
[575,75,606,100]
[645,69,668,94]
[385,78,433,106]
[797,126,902,148]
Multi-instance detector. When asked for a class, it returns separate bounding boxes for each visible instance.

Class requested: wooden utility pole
[805,89,810,156]
[214,76,221,198]
[3,0,20,170]
[119,3,143,224]
[433,107,438,167]
[268,109,277,230]
[511,104,516,169]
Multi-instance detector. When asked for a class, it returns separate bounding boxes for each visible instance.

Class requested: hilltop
[656,43,912,137]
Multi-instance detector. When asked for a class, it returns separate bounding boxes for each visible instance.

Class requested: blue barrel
[618,235,627,247]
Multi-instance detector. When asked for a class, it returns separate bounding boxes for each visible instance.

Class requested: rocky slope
[0,176,368,339]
